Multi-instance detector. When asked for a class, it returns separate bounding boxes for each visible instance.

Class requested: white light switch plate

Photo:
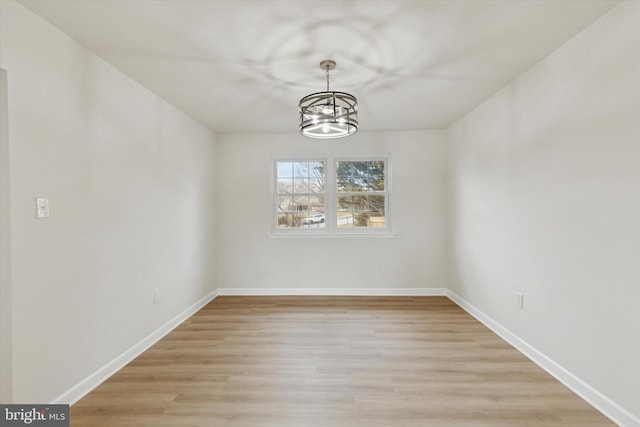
[516,292,524,309]
[36,198,50,219]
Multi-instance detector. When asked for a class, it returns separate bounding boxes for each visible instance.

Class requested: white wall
[216,130,447,292]
[447,1,640,424]
[0,1,217,403]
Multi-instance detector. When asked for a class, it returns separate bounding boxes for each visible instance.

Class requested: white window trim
[270,155,395,238]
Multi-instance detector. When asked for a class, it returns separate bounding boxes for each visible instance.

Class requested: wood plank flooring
[70,296,613,426]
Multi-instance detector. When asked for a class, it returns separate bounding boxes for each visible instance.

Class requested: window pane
[293,162,309,177]
[277,178,293,193]
[368,195,385,215]
[277,196,293,212]
[336,195,386,228]
[354,212,370,227]
[309,195,324,213]
[293,196,309,212]
[309,161,325,175]
[277,212,294,228]
[309,162,325,192]
[369,174,385,191]
[292,212,308,228]
[336,176,352,192]
[369,195,385,227]
[309,180,324,193]
[294,178,309,193]
[277,162,293,178]
[352,195,367,210]
[337,195,352,211]
[337,212,354,228]
[336,160,385,192]
[301,212,325,228]
[309,176,324,192]
[279,212,324,229]
[370,215,385,227]
[275,160,326,230]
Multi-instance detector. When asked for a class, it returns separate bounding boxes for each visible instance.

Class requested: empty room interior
[0,0,638,426]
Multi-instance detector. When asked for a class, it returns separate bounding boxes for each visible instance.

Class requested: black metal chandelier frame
[299,60,358,139]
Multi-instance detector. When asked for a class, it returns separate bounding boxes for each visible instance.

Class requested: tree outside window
[336,160,386,228]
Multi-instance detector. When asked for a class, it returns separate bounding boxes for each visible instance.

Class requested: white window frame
[271,155,393,237]
[272,158,327,234]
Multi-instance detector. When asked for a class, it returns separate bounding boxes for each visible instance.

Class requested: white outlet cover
[36,198,50,219]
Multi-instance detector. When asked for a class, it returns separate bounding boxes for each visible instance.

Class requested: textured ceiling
[19,0,619,133]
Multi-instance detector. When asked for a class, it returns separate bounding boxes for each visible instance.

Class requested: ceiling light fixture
[299,60,358,139]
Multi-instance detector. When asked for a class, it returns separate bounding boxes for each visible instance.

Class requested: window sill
[268,231,398,239]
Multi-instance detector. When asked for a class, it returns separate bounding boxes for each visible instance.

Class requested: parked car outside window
[302,214,325,225]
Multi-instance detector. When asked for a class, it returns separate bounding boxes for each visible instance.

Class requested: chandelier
[298,60,358,139]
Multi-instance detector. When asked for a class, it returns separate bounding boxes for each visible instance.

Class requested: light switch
[515,292,524,309]
[36,198,50,219]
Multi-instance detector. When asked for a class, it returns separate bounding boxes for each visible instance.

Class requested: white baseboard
[446,289,639,427]
[216,287,447,296]
[54,289,218,406]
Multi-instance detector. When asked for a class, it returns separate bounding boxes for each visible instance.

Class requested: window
[276,160,326,229]
[336,160,386,229]
[274,157,389,234]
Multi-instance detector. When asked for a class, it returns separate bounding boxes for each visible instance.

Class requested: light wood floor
[70,296,613,426]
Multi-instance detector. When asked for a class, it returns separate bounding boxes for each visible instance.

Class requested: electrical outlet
[515,292,524,309]
[153,289,159,304]
[35,198,50,219]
